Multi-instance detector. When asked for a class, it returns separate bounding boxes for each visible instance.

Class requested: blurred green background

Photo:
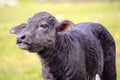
[0,0,120,80]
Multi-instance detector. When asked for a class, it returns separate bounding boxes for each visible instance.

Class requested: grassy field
[0,1,120,80]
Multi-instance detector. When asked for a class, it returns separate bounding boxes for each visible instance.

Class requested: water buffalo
[10,12,116,80]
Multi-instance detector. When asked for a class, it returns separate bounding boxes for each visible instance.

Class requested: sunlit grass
[0,1,120,80]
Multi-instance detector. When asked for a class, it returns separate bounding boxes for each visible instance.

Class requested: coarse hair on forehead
[32,12,55,19]
[28,12,57,24]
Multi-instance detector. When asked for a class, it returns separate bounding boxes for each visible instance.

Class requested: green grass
[0,1,120,80]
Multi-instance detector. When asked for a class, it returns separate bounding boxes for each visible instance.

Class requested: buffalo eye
[40,23,49,29]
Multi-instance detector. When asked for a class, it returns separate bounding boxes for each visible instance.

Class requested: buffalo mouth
[16,40,30,50]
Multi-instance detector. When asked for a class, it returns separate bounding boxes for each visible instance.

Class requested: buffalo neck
[37,34,74,79]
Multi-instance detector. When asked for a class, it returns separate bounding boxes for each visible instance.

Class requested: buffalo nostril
[18,34,26,40]
[21,35,25,39]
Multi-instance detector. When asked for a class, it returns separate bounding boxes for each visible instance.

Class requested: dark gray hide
[10,12,116,80]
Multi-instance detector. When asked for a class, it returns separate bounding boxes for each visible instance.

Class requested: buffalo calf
[10,12,116,80]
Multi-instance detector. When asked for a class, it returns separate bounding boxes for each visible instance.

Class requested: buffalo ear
[10,23,26,34]
[57,20,75,34]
